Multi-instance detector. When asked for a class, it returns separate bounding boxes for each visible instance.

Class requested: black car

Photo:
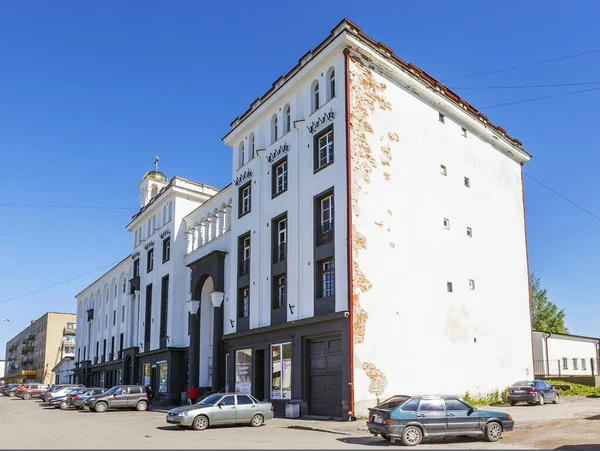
[507,380,559,406]
[367,395,514,446]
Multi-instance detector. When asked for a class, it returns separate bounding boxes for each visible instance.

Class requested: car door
[443,399,480,434]
[111,387,129,408]
[235,395,257,423]
[540,381,557,401]
[535,381,551,401]
[416,399,447,435]
[212,395,237,424]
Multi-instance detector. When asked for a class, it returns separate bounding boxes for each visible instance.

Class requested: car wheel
[8,392,15,397]
[484,421,502,442]
[401,426,423,446]
[250,414,264,427]
[192,415,209,431]
[23,393,31,400]
[509,401,516,406]
[553,394,559,404]
[538,394,545,406]
[94,402,108,413]
[381,434,391,441]
[60,401,68,410]
[136,401,148,412]
[75,406,83,410]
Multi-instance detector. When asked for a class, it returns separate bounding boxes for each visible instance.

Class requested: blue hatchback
[367,395,514,446]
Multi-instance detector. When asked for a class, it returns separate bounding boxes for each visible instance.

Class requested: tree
[529,273,569,334]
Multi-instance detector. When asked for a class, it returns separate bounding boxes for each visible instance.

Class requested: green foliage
[545,380,600,397]
[530,273,569,334]
[463,388,509,406]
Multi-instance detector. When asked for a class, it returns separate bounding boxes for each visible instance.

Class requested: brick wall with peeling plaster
[347,53,533,417]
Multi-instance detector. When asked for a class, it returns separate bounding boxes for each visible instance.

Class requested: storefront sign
[235,349,252,395]
[21,370,36,376]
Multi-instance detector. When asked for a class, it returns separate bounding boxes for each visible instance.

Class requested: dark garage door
[309,337,342,417]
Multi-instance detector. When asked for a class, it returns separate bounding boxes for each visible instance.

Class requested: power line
[524,172,600,222]
[0,203,134,210]
[449,81,600,90]
[479,86,600,110]
[442,49,600,82]
[0,261,121,305]
[0,226,66,236]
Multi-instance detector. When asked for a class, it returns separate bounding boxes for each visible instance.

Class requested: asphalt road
[0,395,598,449]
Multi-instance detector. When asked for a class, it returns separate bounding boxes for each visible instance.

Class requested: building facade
[52,357,75,384]
[74,19,535,418]
[533,330,600,377]
[3,312,76,385]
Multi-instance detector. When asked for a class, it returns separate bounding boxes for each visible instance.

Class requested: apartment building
[3,312,76,385]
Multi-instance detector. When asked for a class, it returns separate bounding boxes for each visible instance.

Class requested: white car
[46,387,82,404]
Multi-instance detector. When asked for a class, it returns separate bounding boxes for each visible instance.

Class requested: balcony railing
[273,243,287,263]
[534,359,599,377]
[239,258,250,277]
[64,327,76,336]
[316,224,334,246]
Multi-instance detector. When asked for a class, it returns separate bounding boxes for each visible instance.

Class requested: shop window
[143,363,151,387]
[271,343,292,399]
[158,363,168,393]
[235,349,252,395]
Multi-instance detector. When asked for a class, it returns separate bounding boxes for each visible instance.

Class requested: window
[147,248,154,272]
[237,395,254,405]
[582,359,587,371]
[122,305,125,322]
[249,133,255,159]
[328,68,335,100]
[464,177,470,188]
[312,80,320,112]
[162,237,171,263]
[273,275,287,309]
[562,358,568,369]
[277,218,287,247]
[122,278,126,293]
[573,358,578,370]
[133,259,140,278]
[447,282,453,292]
[440,165,447,176]
[235,349,252,394]
[239,183,251,216]
[160,275,169,342]
[466,227,473,238]
[239,287,249,318]
[114,283,118,298]
[271,343,292,399]
[439,113,445,123]
[321,194,334,232]
[444,399,470,411]
[469,279,475,290]
[284,104,291,134]
[462,127,467,137]
[239,142,245,168]
[113,310,116,326]
[443,218,450,229]
[105,314,108,329]
[320,259,335,298]
[271,114,278,144]
[273,158,288,196]
[315,127,334,171]
[419,399,444,412]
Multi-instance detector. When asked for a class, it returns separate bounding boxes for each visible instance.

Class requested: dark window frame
[315,189,334,247]
[317,258,335,298]
[272,274,287,309]
[238,286,250,319]
[146,248,154,273]
[162,237,171,263]
[272,213,287,264]
[238,182,252,218]
[238,233,251,277]
[133,259,140,278]
[314,125,334,173]
[271,156,288,198]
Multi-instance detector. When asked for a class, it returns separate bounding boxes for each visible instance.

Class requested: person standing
[188,385,198,404]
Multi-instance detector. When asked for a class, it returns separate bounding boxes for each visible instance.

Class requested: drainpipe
[545,332,551,377]
[344,48,355,421]
[521,165,535,373]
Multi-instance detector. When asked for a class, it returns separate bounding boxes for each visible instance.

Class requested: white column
[224,204,232,232]
[198,222,205,247]
[217,209,226,235]
[210,214,217,240]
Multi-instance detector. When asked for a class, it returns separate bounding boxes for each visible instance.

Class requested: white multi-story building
[74,19,534,417]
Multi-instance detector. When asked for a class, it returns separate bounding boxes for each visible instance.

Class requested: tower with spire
[139,156,168,208]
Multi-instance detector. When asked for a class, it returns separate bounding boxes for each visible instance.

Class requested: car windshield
[512,381,535,387]
[198,394,222,406]
[376,396,410,410]
[104,387,120,395]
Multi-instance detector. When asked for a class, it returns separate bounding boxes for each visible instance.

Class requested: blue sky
[1,1,599,358]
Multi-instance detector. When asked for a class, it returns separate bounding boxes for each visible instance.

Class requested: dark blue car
[507,380,559,406]
[367,395,514,446]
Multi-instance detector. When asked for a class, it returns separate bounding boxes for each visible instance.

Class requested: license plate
[374,416,383,424]
[515,390,525,394]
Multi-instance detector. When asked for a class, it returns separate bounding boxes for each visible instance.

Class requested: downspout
[545,332,551,377]
[521,165,535,373]
[344,48,355,420]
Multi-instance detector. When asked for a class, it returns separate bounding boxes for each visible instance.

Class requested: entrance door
[254,350,265,401]
[308,337,342,417]
[151,366,157,397]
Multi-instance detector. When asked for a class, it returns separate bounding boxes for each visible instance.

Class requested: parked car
[2,384,21,397]
[45,385,85,403]
[40,384,84,402]
[507,380,559,406]
[86,385,153,412]
[70,388,106,410]
[48,388,82,409]
[166,393,274,431]
[16,383,49,400]
[366,394,514,446]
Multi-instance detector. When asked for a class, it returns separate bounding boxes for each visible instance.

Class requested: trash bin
[285,402,300,419]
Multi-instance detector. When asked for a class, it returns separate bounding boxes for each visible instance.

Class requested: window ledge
[271,189,288,200]
[314,160,334,175]
[238,210,251,219]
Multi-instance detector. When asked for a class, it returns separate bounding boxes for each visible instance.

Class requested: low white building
[52,357,75,385]
[0,360,5,379]
[533,330,600,377]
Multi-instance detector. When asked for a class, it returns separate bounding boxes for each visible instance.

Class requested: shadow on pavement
[338,436,494,447]
[554,446,600,451]
[584,415,600,420]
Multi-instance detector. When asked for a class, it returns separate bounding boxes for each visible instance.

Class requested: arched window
[151,185,158,197]
[328,67,335,100]
[239,142,245,168]
[271,114,278,144]
[122,277,127,293]
[284,104,291,134]
[114,282,118,298]
[312,80,320,113]
[249,133,255,159]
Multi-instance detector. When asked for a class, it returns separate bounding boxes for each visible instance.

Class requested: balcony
[27,333,35,341]
[316,225,334,246]
[239,258,250,277]
[21,346,34,355]
[273,243,287,263]
[64,327,76,336]
[129,275,140,294]
[87,309,94,321]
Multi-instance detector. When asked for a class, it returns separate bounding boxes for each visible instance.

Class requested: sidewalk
[149,404,369,436]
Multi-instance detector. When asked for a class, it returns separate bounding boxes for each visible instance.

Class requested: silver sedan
[166,393,274,430]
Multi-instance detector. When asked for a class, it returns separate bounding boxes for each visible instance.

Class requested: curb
[286,425,351,436]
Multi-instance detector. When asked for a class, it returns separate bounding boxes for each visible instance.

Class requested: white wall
[0,360,5,378]
[347,53,533,416]
[547,336,598,374]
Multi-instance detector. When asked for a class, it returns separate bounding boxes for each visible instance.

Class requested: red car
[16,383,49,400]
